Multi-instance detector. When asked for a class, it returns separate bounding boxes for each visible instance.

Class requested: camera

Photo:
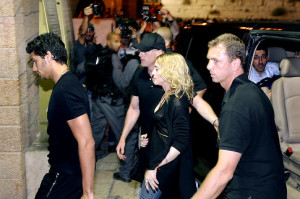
[91,4,105,16]
[141,10,157,22]
[115,17,138,38]
[155,10,165,15]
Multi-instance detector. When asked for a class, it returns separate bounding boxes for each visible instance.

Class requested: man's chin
[211,77,218,83]
[38,76,47,80]
[86,38,93,42]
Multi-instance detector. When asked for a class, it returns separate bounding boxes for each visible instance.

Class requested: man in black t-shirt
[26,33,95,199]
[192,33,286,199]
[116,33,218,198]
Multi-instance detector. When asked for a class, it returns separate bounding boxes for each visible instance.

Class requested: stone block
[0,152,24,179]
[0,126,22,151]
[162,0,184,5]
[25,144,49,199]
[0,48,18,78]
[22,0,39,16]
[28,91,39,126]
[94,171,113,184]
[24,13,39,41]
[93,183,110,199]
[26,117,40,147]
[0,17,17,48]
[0,0,15,16]
[15,11,25,48]
[111,180,139,196]
[18,41,32,76]
[97,162,119,171]
[0,179,25,199]
[0,79,20,106]
[0,106,20,125]
[19,73,28,103]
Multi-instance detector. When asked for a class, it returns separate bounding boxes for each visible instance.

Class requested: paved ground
[94,152,300,199]
[94,135,300,199]
[94,153,141,199]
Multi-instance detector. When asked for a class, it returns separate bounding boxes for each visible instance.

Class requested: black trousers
[35,169,82,199]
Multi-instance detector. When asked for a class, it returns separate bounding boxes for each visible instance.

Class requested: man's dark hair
[26,33,68,64]
[256,43,268,55]
[208,33,246,71]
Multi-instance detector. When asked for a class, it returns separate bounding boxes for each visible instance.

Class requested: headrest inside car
[268,47,287,62]
[280,58,300,77]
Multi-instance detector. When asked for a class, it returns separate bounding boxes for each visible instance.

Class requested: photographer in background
[160,9,179,42]
[76,0,105,18]
[139,8,180,46]
[74,4,101,84]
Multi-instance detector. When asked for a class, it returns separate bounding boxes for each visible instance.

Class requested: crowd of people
[26,3,288,199]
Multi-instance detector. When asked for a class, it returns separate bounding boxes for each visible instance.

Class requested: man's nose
[207,61,213,70]
[32,64,37,72]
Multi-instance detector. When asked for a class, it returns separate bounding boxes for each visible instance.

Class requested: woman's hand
[140,134,149,148]
[144,169,159,191]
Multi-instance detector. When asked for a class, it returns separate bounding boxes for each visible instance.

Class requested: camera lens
[93,5,99,16]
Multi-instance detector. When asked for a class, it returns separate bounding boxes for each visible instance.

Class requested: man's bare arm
[68,113,95,199]
[116,96,140,160]
[78,5,93,45]
[192,92,218,125]
[192,150,242,199]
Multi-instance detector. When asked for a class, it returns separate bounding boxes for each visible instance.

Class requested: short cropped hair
[155,53,194,102]
[26,33,67,65]
[106,32,120,41]
[153,27,173,42]
[256,43,268,55]
[208,33,246,70]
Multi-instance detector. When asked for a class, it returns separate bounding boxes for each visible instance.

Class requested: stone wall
[60,0,76,68]
[162,0,300,21]
[0,0,39,198]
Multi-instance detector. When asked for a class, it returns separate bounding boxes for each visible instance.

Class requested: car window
[248,39,300,85]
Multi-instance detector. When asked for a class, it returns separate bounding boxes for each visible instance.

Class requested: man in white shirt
[249,46,280,84]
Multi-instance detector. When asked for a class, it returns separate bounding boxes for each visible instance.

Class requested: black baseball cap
[132,33,166,52]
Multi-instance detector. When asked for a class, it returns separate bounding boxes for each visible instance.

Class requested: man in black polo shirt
[116,33,218,198]
[192,33,286,199]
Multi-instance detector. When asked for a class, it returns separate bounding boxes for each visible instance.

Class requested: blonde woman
[140,53,195,199]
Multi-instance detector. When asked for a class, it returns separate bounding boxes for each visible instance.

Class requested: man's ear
[165,40,171,49]
[45,51,53,62]
[233,58,241,70]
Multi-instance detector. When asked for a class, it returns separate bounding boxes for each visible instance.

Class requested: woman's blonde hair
[156,53,194,102]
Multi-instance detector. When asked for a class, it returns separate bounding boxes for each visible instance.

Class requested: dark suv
[178,21,300,194]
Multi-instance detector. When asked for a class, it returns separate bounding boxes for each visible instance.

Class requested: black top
[74,40,96,65]
[73,40,99,83]
[131,65,206,133]
[148,95,191,170]
[219,73,286,199]
[47,71,90,175]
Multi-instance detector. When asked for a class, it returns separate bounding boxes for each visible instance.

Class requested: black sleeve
[186,60,207,92]
[61,81,88,121]
[129,66,143,96]
[219,110,251,154]
[170,96,191,153]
